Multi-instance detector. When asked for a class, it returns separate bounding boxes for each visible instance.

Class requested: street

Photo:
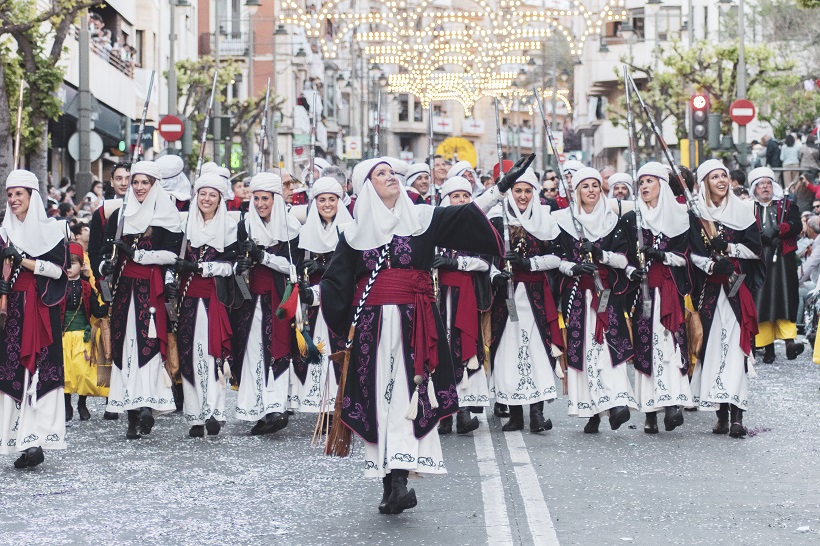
[1,349,819,546]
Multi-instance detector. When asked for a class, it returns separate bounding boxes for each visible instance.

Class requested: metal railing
[71,25,135,78]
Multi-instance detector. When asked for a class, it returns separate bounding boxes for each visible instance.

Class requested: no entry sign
[729,99,756,126]
[158,115,185,142]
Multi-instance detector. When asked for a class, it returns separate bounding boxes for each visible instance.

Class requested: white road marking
[504,430,560,545]
[473,413,514,546]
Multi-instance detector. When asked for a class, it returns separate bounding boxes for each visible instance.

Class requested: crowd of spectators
[87,12,138,76]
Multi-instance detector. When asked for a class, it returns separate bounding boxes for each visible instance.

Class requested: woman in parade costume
[99,161,183,439]
[308,155,519,515]
[172,173,241,437]
[292,177,353,416]
[0,170,68,468]
[552,167,639,433]
[487,168,564,434]
[628,163,694,434]
[434,176,492,435]
[689,160,764,438]
[63,243,108,421]
[233,172,304,435]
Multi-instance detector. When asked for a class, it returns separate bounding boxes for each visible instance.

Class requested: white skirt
[289,307,338,414]
[0,369,66,454]
[107,296,176,414]
[567,290,637,418]
[363,306,446,478]
[690,289,750,410]
[443,288,490,408]
[634,287,694,412]
[235,298,290,421]
[491,282,558,406]
[181,299,228,425]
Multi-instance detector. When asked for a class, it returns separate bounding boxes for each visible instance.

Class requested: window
[398,94,410,122]
[413,99,423,122]
[656,7,681,42]
[135,29,144,67]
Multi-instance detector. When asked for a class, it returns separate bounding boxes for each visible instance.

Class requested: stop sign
[729,99,756,126]
[158,115,185,142]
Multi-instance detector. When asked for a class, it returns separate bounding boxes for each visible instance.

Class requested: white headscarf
[186,173,237,252]
[247,172,301,246]
[607,173,634,200]
[696,159,756,230]
[501,169,559,240]
[636,162,689,237]
[298,177,354,254]
[2,170,66,256]
[300,157,332,183]
[748,167,784,201]
[345,158,434,251]
[554,167,619,241]
[439,176,473,207]
[201,162,233,199]
[405,163,430,188]
[156,154,192,202]
[122,161,182,235]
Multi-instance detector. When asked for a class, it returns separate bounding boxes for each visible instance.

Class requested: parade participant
[405,163,432,205]
[749,167,804,362]
[313,155,519,515]
[233,172,303,435]
[434,176,490,435]
[488,168,564,433]
[689,159,764,439]
[447,160,480,193]
[561,160,585,190]
[552,167,639,433]
[174,173,240,437]
[156,154,192,211]
[630,163,694,433]
[227,178,249,211]
[99,161,183,439]
[293,176,353,416]
[608,173,635,201]
[433,155,448,188]
[63,242,107,421]
[301,157,331,184]
[600,165,616,195]
[0,169,68,468]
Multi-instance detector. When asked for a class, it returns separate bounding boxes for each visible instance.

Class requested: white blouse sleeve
[133,249,178,266]
[34,260,63,280]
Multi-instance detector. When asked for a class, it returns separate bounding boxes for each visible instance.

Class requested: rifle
[494,96,519,322]
[13,80,24,169]
[195,71,219,179]
[255,78,271,175]
[308,92,317,188]
[374,88,381,157]
[627,75,745,297]
[428,102,436,204]
[99,186,131,303]
[235,210,252,300]
[533,87,611,313]
[131,70,155,162]
[623,66,652,318]
[165,229,187,323]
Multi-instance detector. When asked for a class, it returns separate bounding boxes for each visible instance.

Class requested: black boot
[172,382,184,412]
[529,401,552,433]
[456,408,479,434]
[469,406,484,414]
[126,410,141,439]
[762,343,775,364]
[13,446,44,469]
[663,405,684,432]
[378,475,393,514]
[64,393,73,422]
[189,425,205,438]
[493,402,510,418]
[644,411,659,434]
[205,416,221,436]
[729,405,747,438]
[437,415,453,435]
[386,470,417,514]
[583,414,601,434]
[77,396,91,421]
[785,339,805,360]
[257,411,288,435]
[713,403,730,434]
[138,407,155,435]
[103,398,119,420]
[501,405,524,431]
[608,405,631,430]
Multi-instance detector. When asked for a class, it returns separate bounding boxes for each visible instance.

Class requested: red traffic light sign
[729,99,756,126]
[158,115,185,142]
[691,94,709,110]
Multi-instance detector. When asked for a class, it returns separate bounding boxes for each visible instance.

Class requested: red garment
[59,278,92,322]
[708,272,759,355]
[511,269,564,350]
[249,266,291,360]
[576,268,610,344]
[14,271,53,375]
[438,270,479,361]
[226,197,243,211]
[647,262,684,335]
[354,269,438,376]
[184,276,232,360]
[121,261,169,359]
[554,196,569,209]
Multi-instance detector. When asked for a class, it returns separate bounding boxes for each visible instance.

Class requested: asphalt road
[1,347,819,545]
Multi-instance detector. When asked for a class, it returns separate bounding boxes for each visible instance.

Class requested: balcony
[70,25,134,78]
[199,31,250,57]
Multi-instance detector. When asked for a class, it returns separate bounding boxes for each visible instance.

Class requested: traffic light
[691,94,709,140]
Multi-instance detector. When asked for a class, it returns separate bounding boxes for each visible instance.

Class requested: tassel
[427,374,439,410]
[148,307,157,338]
[296,327,307,355]
[162,368,173,388]
[27,369,39,409]
[466,355,479,370]
[222,361,232,381]
[405,386,420,420]
[302,329,323,365]
[555,364,565,380]
[275,282,298,319]
[551,344,563,358]
[217,360,226,387]
[746,357,758,380]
